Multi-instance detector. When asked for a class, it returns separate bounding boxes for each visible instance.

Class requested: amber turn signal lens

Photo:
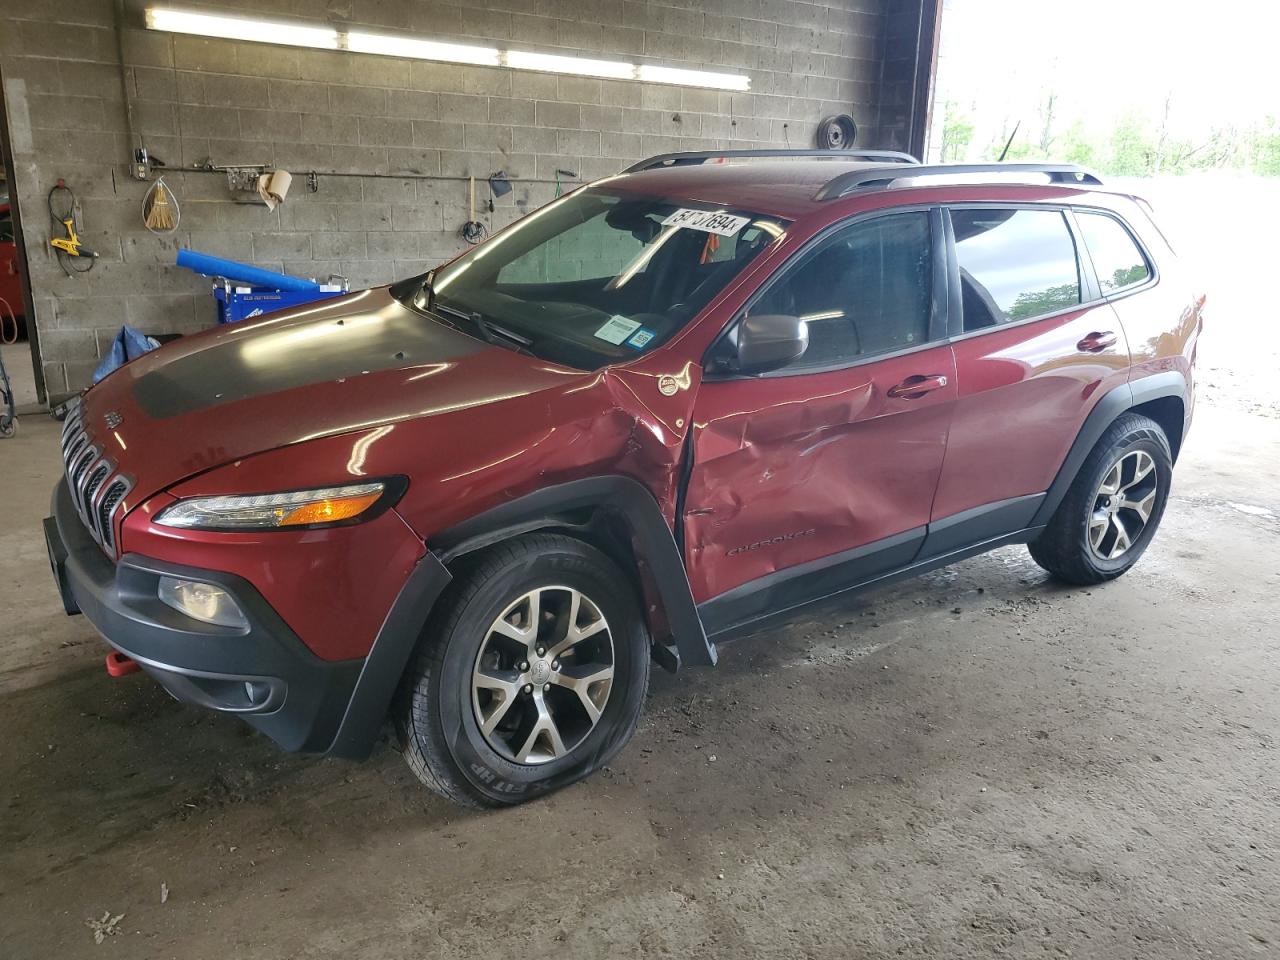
[276,491,382,526]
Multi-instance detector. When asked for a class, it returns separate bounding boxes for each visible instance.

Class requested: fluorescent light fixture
[504,50,634,80]
[144,8,338,49]
[348,31,499,66]
[638,64,750,91]
[144,8,751,91]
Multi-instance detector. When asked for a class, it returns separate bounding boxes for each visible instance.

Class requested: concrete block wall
[0,0,914,395]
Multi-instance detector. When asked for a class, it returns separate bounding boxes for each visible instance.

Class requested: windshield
[391,188,787,369]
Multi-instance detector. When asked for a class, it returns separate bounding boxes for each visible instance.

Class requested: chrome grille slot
[82,461,111,526]
[97,480,130,552]
[59,400,130,557]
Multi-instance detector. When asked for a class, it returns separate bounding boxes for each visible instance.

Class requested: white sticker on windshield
[594,314,642,345]
[661,208,751,236]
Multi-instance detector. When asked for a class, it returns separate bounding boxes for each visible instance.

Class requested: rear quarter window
[1076,211,1151,294]
[950,208,1081,331]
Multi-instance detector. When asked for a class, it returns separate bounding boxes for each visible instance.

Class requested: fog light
[158,576,249,629]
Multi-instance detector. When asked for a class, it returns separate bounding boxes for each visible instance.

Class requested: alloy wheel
[471,586,615,764]
[1089,450,1158,560]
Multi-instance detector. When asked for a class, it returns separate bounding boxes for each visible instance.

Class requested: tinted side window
[1077,212,1150,294]
[753,212,932,369]
[951,209,1080,331]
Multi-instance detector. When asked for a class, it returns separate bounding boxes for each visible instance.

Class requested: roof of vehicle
[606,157,1114,221]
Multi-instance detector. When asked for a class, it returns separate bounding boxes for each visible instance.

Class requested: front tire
[396,534,650,808]
[1028,413,1173,585]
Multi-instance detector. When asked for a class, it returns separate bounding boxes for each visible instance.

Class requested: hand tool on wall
[48,180,98,277]
[461,175,487,244]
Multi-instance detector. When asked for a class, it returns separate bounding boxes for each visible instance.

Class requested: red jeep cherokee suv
[45,151,1202,807]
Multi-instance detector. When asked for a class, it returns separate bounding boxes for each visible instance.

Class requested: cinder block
[301,113,360,145]
[360,116,414,147]
[464,123,513,153]
[535,101,581,130]
[512,125,558,155]
[203,74,270,108]
[361,177,417,203]
[439,93,488,124]
[487,97,534,126]
[387,147,443,176]
[386,89,439,120]
[180,103,241,139]
[391,203,444,233]
[133,66,178,102]
[173,35,240,73]
[557,77,603,105]
[367,231,419,261]
[269,79,327,112]
[555,128,601,157]
[37,328,100,362]
[238,108,301,142]
[121,28,173,69]
[329,84,387,117]
[126,294,202,335]
[312,231,368,261]
[252,232,312,261]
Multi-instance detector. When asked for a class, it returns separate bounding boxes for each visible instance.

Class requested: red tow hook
[105,651,140,677]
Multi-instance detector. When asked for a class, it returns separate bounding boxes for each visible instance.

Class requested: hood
[79,287,587,508]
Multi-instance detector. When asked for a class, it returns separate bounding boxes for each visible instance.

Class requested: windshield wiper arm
[432,302,534,356]
[411,269,436,313]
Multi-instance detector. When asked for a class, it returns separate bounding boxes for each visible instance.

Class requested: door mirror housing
[734,313,809,375]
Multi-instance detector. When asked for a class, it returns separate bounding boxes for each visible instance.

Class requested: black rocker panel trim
[698,526,925,638]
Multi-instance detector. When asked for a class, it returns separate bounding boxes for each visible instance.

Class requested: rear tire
[396,534,650,808]
[1028,413,1172,585]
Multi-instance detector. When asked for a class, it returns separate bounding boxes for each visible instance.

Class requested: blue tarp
[92,325,158,384]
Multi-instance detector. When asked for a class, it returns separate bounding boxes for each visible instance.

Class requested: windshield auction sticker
[595,314,643,344]
[662,209,751,236]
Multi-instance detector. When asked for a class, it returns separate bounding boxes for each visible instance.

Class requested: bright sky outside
[929,0,1280,160]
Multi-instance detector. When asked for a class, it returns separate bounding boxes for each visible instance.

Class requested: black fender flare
[429,476,716,670]
[1030,371,1187,528]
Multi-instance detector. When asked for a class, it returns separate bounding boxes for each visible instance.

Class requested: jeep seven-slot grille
[60,400,132,555]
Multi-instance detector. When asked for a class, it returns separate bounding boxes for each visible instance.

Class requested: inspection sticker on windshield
[626,327,655,349]
[594,314,642,345]
[662,208,751,236]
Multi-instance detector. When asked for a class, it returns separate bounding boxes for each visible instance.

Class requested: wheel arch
[430,476,716,672]
[1031,371,1186,528]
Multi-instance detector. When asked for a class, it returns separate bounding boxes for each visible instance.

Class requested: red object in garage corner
[0,201,24,333]
[105,651,140,677]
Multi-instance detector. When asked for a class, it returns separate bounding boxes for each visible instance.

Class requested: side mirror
[735,313,808,375]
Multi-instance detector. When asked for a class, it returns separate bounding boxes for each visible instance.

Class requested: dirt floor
[3,177,1279,957]
[0,391,1276,959]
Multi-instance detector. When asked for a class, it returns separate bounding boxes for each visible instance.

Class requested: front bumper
[46,478,363,753]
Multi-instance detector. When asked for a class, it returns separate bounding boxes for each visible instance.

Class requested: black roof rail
[814,162,1103,200]
[624,149,919,174]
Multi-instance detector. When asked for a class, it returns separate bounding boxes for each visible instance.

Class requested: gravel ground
[1,397,1277,960]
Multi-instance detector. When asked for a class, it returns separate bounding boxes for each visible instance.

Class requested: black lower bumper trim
[48,479,364,753]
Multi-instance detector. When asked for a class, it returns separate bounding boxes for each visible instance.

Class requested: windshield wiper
[432,301,535,356]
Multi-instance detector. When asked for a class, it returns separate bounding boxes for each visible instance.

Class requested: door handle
[1077,330,1117,352]
[887,374,949,399]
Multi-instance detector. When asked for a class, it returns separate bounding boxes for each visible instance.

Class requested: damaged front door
[683,209,957,631]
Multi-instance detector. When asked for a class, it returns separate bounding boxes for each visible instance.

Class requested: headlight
[155,481,398,531]
[158,576,249,629]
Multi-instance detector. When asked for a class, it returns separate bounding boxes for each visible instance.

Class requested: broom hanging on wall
[142,176,180,235]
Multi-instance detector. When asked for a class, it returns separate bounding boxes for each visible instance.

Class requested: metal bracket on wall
[224,165,269,195]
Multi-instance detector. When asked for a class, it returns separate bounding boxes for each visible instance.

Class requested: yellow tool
[48,180,98,274]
